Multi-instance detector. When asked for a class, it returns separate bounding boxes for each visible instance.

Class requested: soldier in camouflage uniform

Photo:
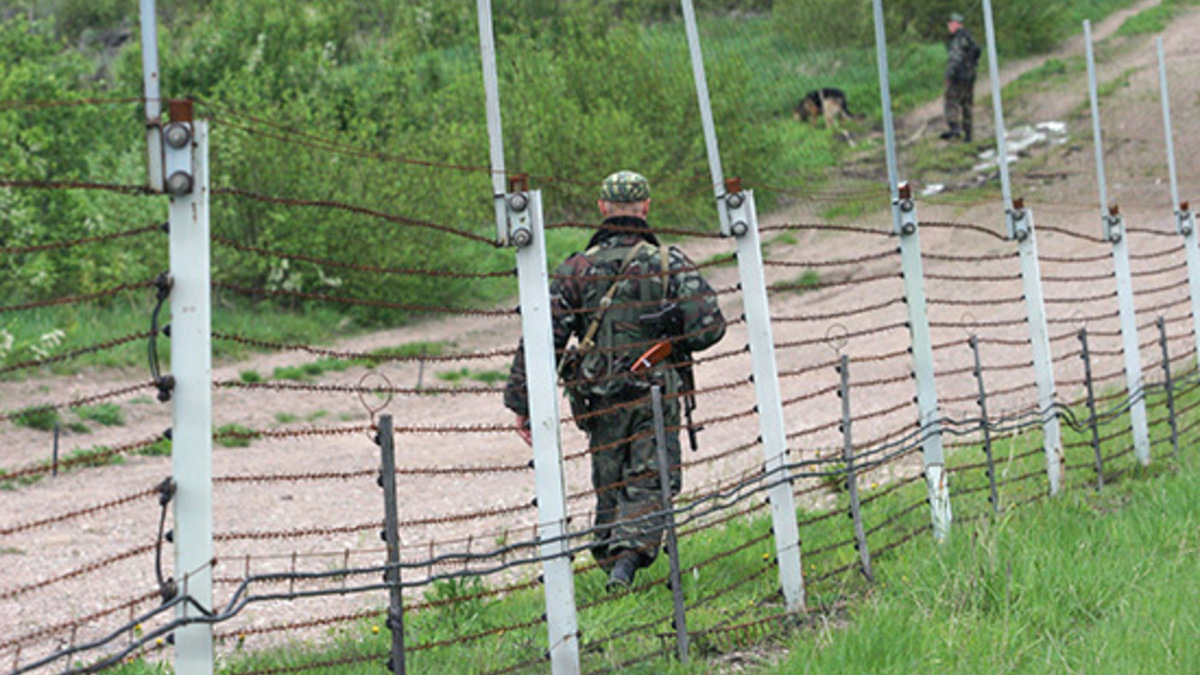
[504,171,726,590]
[941,11,982,142]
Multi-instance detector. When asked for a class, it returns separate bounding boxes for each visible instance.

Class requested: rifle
[632,303,703,451]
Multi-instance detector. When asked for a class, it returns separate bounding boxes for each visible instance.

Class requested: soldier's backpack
[560,240,674,424]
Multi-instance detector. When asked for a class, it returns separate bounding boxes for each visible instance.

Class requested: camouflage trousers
[944,78,975,136]
[586,389,681,572]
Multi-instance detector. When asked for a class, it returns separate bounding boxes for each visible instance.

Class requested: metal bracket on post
[164,98,213,675]
[1008,199,1063,495]
[892,183,951,540]
[723,180,806,614]
[509,189,580,674]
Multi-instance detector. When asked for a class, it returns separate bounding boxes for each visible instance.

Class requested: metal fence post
[680,0,806,612]
[1080,328,1105,490]
[983,0,1064,494]
[476,0,509,244]
[1156,318,1180,459]
[507,187,581,674]
[1085,20,1151,466]
[651,386,688,664]
[874,0,951,540]
[164,100,214,675]
[837,356,873,582]
[377,415,406,675]
[680,0,730,235]
[139,0,164,193]
[1157,38,1200,365]
[969,336,1000,512]
[722,185,807,614]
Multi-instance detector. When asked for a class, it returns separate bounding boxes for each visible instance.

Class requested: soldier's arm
[668,247,726,354]
[503,255,586,417]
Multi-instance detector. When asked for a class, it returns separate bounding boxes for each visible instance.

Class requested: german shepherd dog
[794,88,861,126]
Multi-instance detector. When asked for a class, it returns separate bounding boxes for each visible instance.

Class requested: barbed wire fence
[3,0,1200,674]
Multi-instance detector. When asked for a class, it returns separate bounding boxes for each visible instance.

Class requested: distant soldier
[941,11,982,142]
[504,171,726,591]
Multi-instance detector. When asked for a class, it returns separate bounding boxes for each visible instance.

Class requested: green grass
[1116,0,1200,36]
[76,403,125,427]
[10,406,60,431]
[215,424,259,448]
[435,367,508,385]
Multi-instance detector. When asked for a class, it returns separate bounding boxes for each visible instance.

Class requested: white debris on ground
[921,183,946,197]
[972,120,1069,173]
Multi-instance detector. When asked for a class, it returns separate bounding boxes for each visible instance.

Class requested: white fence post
[873,0,950,539]
[165,101,215,675]
[1085,21,1151,465]
[508,188,582,674]
[1156,37,1200,365]
[681,0,806,613]
[982,0,1063,494]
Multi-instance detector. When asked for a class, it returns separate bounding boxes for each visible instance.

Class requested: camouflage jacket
[504,216,726,417]
[945,27,981,83]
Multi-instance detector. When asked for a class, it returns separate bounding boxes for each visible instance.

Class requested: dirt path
[4,2,1200,668]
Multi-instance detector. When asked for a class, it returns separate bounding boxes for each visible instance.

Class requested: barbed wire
[0,382,154,423]
[0,179,152,195]
[212,235,516,279]
[0,281,155,314]
[0,223,163,255]
[212,186,501,247]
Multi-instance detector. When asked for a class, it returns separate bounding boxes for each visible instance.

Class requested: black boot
[606,555,638,591]
[939,124,961,141]
[962,123,973,143]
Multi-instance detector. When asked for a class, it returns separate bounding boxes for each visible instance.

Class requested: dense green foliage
[0,0,1147,353]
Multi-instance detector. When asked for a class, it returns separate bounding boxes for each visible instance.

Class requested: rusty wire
[929,294,1024,307]
[546,220,722,239]
[1038,251,1111,264]
[0,589,159,651]
[0,487,158,536]
[1130,243,1186,260]
[0,382,154,423]
[1034,224,1107,244]
[212,186,500,246]
[762,248,897,268]
[214,379,502,397]
[212,235,516,279]
[0,332,151,376]
[777,321,908,351]
[0,543,155,601]
[770,270,898,294]
[212,332,515,363]
[0,223,162,255]
[761,223,891,237]
[926,250,1017,263]
[0,281,155,314]
[772,297,905,324]
[214,281,516,317]
[1044,289,1117,304]
[0,179,152,195]
[2,434,165,482]
[926,271,1022,282]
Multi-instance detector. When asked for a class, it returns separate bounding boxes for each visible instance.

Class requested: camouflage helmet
[948,11,965,23]
[599,170,650,203]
